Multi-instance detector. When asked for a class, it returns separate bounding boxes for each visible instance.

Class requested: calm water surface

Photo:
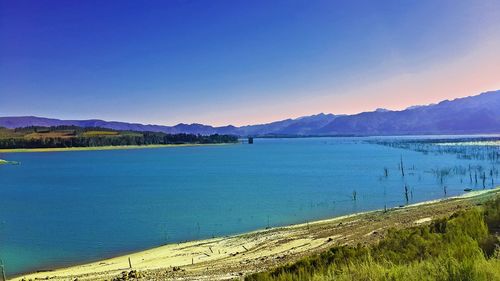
[0,137,497,276]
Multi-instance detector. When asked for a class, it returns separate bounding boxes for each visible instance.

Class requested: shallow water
[0,137,497,276]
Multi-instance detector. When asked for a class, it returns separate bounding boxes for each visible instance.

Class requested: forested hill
[0,126,238,149]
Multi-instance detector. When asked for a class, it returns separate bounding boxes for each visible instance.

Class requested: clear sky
[1,0,500,126]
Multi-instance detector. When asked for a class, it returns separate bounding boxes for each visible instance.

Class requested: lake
[0,136,498,276]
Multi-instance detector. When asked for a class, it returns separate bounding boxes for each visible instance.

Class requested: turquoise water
[0,137,497,276]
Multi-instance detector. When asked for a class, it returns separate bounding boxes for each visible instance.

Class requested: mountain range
[2,90,499,136]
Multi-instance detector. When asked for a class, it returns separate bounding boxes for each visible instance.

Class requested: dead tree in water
[0,258,6,281]
[352,190,357,201]
[384,167,388,177]
[400,155,405,177]
[469,165,473,183]
[490,169,495,186]
[404,185,409,203]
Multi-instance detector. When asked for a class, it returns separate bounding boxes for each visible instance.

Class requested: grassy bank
[247,195,500,281]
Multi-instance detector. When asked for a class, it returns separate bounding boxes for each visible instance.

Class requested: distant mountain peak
[405,105,427,110]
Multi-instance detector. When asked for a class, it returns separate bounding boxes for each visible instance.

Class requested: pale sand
[0,143,233,153]
[11,188,499,281]
[413,217,432,224]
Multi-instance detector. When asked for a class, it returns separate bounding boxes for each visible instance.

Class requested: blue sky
[1,0,500,126]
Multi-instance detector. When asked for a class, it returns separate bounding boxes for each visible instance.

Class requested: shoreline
[11,187,499,281]
[436,140,500,146]
[0,143,235,153]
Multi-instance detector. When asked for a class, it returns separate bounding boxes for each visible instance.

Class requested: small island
[0,126,239,152]
[0,159,19,165]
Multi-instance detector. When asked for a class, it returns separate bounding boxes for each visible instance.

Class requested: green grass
[82,130,120,137]
[24,131,76,139]
[247,196,500,281]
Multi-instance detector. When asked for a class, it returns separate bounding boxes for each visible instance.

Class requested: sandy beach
[11,187,499,281]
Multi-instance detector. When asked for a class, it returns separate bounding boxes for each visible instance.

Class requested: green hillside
[0,126,238,149]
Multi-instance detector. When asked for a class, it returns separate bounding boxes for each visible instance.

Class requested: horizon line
[2,89,498,128]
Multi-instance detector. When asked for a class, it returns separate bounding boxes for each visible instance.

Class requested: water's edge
[12,187,499,279]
